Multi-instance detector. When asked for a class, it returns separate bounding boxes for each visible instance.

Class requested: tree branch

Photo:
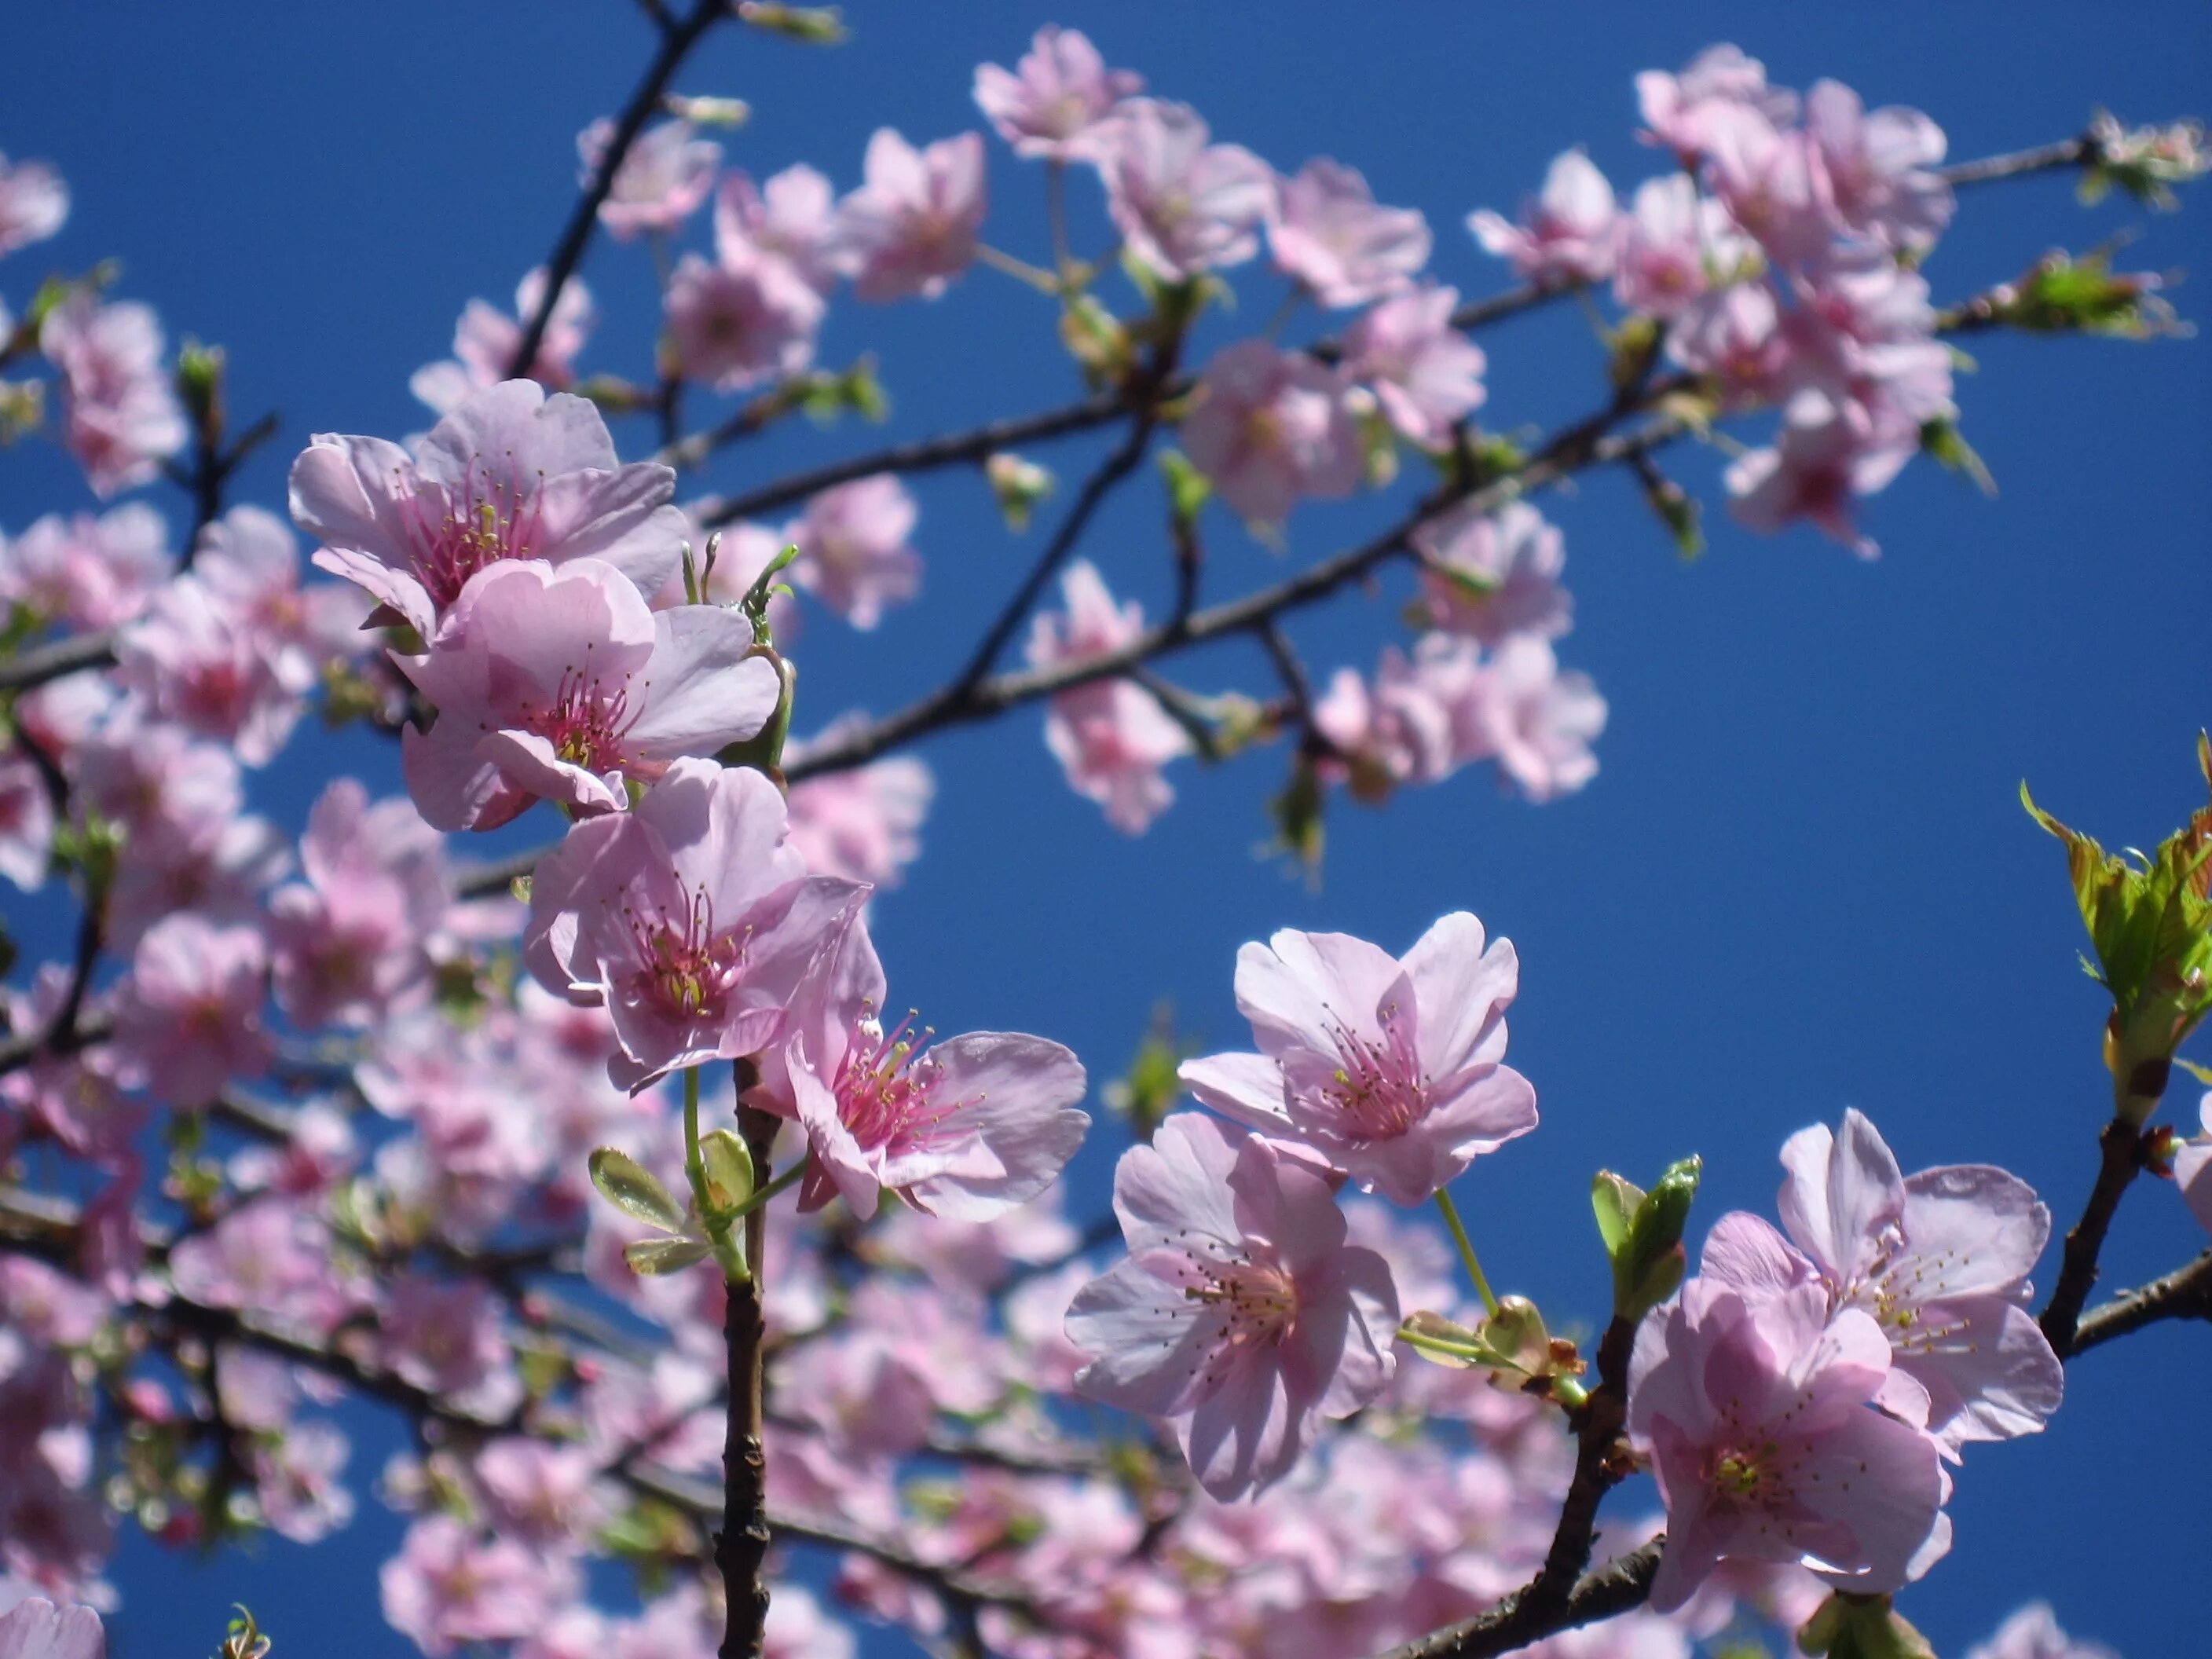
[506,0,727,378]
[2071,1247,2212,1353]
[2039,1116,2151,1357]
[1368,1538,1664,1659]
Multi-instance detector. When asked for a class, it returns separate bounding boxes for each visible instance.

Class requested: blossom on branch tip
[38,293,187,498]
[784,736,933,889]
[112,914,271,1108]
[972,25,1144,163]
[1066,1113,1399,1500]
[1613,174,1754,320]
[753,914,1089,1221]
[1703,1108,2063,1452]
[1627,1276,1950,1612]
[0,503,171,632]
[289,379,687,637]
[397,556,778,830]
[1635,44,1800,162]
[1803,78,1954,254]
[1467,149,1618,286]
[714,164,844,295]
[578,117,720,240]
[1269,158,1432,309]
[523,758,867,1090]
[1413,500,1572,646]
[1025,559,1190,833]
[1473,634,1606,803]
[665,248,824,392]
[1101,99,1275,281]
[1177,911,1537,1205]
[836,129,987,303]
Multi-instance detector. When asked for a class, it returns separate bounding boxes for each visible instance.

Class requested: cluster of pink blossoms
[1631,1109,2063,1611]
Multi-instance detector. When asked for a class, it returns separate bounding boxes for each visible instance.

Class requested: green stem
[724,1157,805,1221]
[976,242,1061,294]
[1436,1187,1500,1317]
[683,1064,753,1283]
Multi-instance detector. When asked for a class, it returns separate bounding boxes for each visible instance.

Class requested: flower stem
[1436,1187,1500,1317]
[976,241,1062,294]
[683,1064,753,1283]
[725,1157,805,1221]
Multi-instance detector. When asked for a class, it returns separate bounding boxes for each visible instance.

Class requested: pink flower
[715,165,843,295]
[1270,159,1431,308]
[665,248,824,391]
[764,1587,855,1659]
[1467,151,1618,286]
[398,555,778,830]
[192,504,368,674]
[1100,100,1275,281]
[784,742,933,888]
[2177,1095,2212,1236]
[378,1275,516,1410]
[1701,106,1833,270]
[1414,500,1572,646]
[289,379,687,636]
[524,758,867,1090]
[0,155,68,257]
[116,566,304,767]
[1627,1276,1949,1613]
[1635,45,1799,162]
[1342,284,1486,450]
[1025,559,1190,833]
[1178,912,1537,1206]
[1803,79,1953,254]
[1472,635,1606,802]
[474,1438,612,1551]
[1067,1113,1399,1500]
[784,474,921,628]
[837,130,987,302]
[267,778,451,1030]
[1666,282,1789,405]
[1314,648,1459,794]
[112,914,270,1108]
[0,753,54,892]
[1705,1108,2064,1452]
[168,1197,352,1335]
[1725,389,1915,558]
[1181,339,1362,529]
[1965,1603,2119,1659]
[756,914,1088,1221]
[38,294,187,498]
[412,269,596,415]
[973,27,1143,163]
[0,1599,102,1659]
[0,504,170,631]
[1613,174,1754,319]
[579,117,720,240]
[381,1516,577,1657]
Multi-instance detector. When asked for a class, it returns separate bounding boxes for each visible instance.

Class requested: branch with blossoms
[2,14,2211,1659]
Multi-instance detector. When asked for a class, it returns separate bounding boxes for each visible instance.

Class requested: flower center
[1308,1000,1426,1142]
[401,463,548,610]
[627,886,746,1024]
[834,1005,965,1155]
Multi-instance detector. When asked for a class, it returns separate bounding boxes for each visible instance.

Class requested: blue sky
[5,2,2210,1654]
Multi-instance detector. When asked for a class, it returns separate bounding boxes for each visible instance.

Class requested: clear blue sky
[5,2,2209,1654]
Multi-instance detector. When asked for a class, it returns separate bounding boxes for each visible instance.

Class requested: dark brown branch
[506,0,726,378]
[719,1092,781,1659]
[2039,1116,2151,1357]
[1370,1539,1664,1659]
[2071,1247,2212,1353]
[0,628,120,693]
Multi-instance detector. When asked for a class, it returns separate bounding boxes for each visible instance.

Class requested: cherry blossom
[1705,1108,2064,1451]
[0,1600,101,1659]
[1341,283,1487,449]
[783,738,933,888]
[1269,158,1431,309]
[38,294,188,498]
[1803,79,1954,253]
[714,165,844,295]
[1725,389,1916,558]
[972,26,1143,163]
[381,1516,578,1657]
[1414,499,1572,646]
[1474,634,1606,802]
[112,914,271,1108]
[0,755,53,892]
[1627,1276,1950,1612]
[524,758,867,1089]
[1099,99,1275,280]
[1179,912,1537,1205]
[411,269,595,415]
[397,556,778,829]
[784,474,921,628]
[1181,339,1362,529]
[1467,150,1619,285]
[0,154,68,256]
[837,130,987,302]
[2177,1095,2212,1236]
[0,504,170,632]
[289,379,687,635]
[1635,44,1800,161]
[1965,1602,2119,1659]
[578,117,720,240]
[756,914,1089,1220]
[1067,1113,1399,1500]
[1613,174,1754,318]
[664,247,824,391]
[1025,559,1189,832]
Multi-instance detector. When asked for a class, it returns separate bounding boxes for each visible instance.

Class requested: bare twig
[2039,1116,2152,1357]
[1368,1539,1664,1659]
[2071,1247,2212,1353]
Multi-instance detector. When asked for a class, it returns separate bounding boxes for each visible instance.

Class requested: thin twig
[1367,1539,1664,1659]
[2071,1247,2212,1353]
[2039,1116,2151,1357]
